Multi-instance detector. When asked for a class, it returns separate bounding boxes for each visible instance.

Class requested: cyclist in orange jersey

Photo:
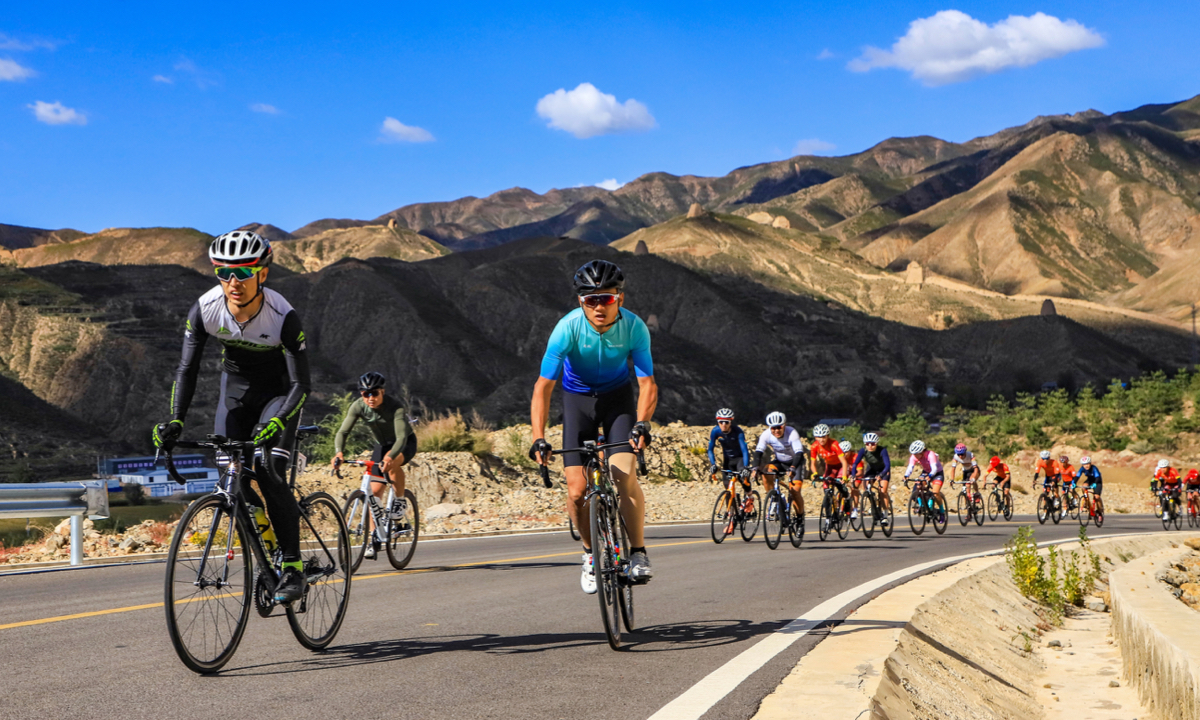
[1032,450,1063,505]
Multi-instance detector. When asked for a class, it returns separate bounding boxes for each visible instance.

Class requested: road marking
[646,531,1159,720]
[0,539,709,631]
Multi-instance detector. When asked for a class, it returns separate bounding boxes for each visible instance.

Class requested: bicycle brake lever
[539,464,552,489]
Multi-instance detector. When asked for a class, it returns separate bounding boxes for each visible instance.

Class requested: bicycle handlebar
[160,435,267,486]
[536,441,647,488]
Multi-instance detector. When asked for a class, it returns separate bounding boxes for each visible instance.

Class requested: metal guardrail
[0,482,110,566]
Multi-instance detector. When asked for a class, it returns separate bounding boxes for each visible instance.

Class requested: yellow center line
[0,539,709,631]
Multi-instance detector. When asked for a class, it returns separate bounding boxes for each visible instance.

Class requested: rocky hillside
[0,223,86,251]
[273,224,449,272]
[6,227,214,273]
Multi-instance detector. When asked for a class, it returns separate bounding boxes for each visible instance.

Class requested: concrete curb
[1111,543,1200,720]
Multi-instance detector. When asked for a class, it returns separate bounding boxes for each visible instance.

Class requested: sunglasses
[581,293,619,308]
[214,265,264,282]
[717,419,731,425]
[361,390,381,398]
[769,425,783,430]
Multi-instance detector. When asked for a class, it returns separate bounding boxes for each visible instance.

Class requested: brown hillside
[273,225,450,272]
[9,227,213,273]
[0,223,86,251]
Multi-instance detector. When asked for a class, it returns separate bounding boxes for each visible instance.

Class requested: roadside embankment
[1111,537,1200,720]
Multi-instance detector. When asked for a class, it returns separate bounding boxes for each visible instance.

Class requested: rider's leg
[609,451,645,548]
[931,478,946,509]
[564,465,589,547]
[879,477,891,511]
[249,395,301,564]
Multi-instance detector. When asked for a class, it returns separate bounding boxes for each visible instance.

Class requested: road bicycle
[1062,481,1081,521]
[335,458,419,572]
[1161,487,1183,531]
[541,440,645,650]
[904,474,948,536]
[952,479,985,527]
[1035,478,1063,525]
[761,467,804,549]
[160,426,350,674]
[1151,481,1164,518]
[985,481,1013,522]
[1188,490,1199,529]
[814,475,852,541]
[1078,483,1104,528]
[709,467,760,544]
[857,474,893,539]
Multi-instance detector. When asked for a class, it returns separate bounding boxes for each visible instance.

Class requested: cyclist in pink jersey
[904,441,946,506]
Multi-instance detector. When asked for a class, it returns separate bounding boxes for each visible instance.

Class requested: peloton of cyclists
[753,412,808,520]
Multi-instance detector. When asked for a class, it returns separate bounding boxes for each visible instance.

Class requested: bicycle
[541,440,644,650]
[336,458,419,572]
[857,475,893,538]
[1151,481,1164,518]
[761,467,804,549]
[1063,481,1081,521]
[709,467,760,544]
[904,474,948,536]
[1078,484,1104,528]
[1188,490,1199,529]
[161,426,351,674]
[1035,478,1062,525]
[1161,487,1183,531]
[952,480,985,527]
[814,475,852,541]
[985,481,1013,522]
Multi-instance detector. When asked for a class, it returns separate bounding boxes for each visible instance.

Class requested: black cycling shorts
[369,433,418,473]
[561,382,635,468]
[721,456,746,473]
[1088,483,1103,496]
[1187,484,1200,493]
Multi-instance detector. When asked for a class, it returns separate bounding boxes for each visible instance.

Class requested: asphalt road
[0,514,1172,720]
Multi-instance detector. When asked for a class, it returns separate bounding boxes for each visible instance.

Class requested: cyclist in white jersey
[753,412,808,519]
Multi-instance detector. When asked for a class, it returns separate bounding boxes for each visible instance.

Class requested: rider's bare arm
[529,376,555,463]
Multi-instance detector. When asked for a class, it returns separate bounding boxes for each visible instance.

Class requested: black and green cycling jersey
[335,395,412,459]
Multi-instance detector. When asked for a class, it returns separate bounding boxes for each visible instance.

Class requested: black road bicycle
[762,468,804,549]
[161,426,350,674]
[904,474,948,536]
[814,475,852,541]
[1035,478,1063,525]
[985,481,1014,522]
[709,467,760,544]
[541,441,645,650]
[952,480,985,527]
[336,458,420,572]
[1161,487,1183,531]
[857,474,893,539]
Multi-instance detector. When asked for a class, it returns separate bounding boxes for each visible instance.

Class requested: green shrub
[670,452,692,482]
[500,426,535,470]
[122,483,145,506]
[1125,439,1152,454]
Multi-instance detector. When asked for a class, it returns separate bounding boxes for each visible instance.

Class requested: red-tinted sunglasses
[361,390,381,398]
[581,293,619,308]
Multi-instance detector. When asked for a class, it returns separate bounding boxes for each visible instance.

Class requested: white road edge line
[646,530,1156,720]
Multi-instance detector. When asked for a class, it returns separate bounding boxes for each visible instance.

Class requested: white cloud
[0,57,35,81]
[173,58,220,88]
[595,179,622,191]
[793,139,836,155]
[380,117,434,143]
[849,10,1104,86]
[152,74,173,84]
[28,100,86,126]
[817,49,835,60]
[250,103,280,115]
[535,82,656,139]
[0,33,57,51]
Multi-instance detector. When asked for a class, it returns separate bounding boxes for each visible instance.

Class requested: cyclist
[809,424,849,520]
[983,456,1013,507]
[851,433,892,524]
[948,443,981,505]
[708,407,750,481]
[1155,459,1181,513]
[529,260,656,594]
[1058,454,1078,510]
[1187,469,1200,515]
[331,371,418,559]
[839,439,861,517]
[753,412,808,520]
[904,440,945,511]
[1033,450,1063,507]
[1076,456,1103,515]
[152,230,311,603]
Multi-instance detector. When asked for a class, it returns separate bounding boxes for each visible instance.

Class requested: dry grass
[417,410,493,456]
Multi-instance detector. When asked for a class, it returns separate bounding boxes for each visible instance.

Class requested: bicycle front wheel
[1094,497,1104,527]
[932,495,948,535]
[973,494,985,526]
[710,491,732,544]
[788,502,804,547]
[740,491,761,542]
[164,495,251,674]
[836,494,850,540]
[1078,497,1090,527]
[1036,494,1050,525]
[879,494,894,538]
[386,489,420,570]
[860,493,877,539]
[763,491,783,550]
[1067,490,1080,520]
[987,491,1000,522]
[819,494,833,541]
[342,490,371,574]
[908,493,926,536]
[1173,502,1183,530]
[286,492,351,651]
[956,492,970,527]
[590,494,623,650]
[616,509,635,634]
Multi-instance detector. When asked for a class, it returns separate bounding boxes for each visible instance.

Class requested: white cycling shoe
[580,552,597,594]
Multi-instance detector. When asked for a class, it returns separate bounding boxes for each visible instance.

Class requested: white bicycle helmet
[812,423,830,438]
[1039,450,1051,460]
[766,412,786,427]
[1157,459,1170,469]
[909,440,926,454]
[839,440,853,453]
[1080,456,1092,465]
[209,230,273,267]
[715,408,735,421]
[863,432,879,444]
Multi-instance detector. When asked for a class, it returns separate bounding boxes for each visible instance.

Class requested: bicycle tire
[590,494,622,650]
[788,502,804,547]
[286,492,351,651]
[836,493,850,540]
[1078,498,1090,528]
[386,489,420,570]
[710,491,732,544]
[1094,498,1104,527]
[956,492,970,527]
[1067,490,1080,520]
[764,491,783,549]
[932,495,948,535]
[1173,502,1183,530]
[818,494,832,541]
[908,493,926,536]
[1036,494,1050,525]
[616,506,635,634]
[860,492,877,539]
[342,490,371,574]
[1189,501,1198,528]
[1154,496,1164,518]
[879,494,894,538]
[987,491,1000,522]
[569,516,582,542]
[1051,496,1062,525]
[164,494,251,674]
[973,494,985,527]
[1002,492,1013,521]
[740,491,761,542]
[848,491,862,533]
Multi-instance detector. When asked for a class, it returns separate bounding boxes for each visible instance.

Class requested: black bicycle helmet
[572,259,625,295]
[358,371,386,392]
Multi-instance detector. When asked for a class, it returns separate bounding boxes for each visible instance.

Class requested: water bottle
[251,506,277,553]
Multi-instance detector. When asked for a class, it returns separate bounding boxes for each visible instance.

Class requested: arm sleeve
[274,310,311,423]
[706,427,719,466]
[538,318,570,381]
[905,456,916,477]
[334,401,360,455]
[930,452,942,474]
[753,450,764,467]
[170,302,208,421]
[387,411,412,459]
[631,316,654,378]
[738,431,749,466]
[881,448,891,475]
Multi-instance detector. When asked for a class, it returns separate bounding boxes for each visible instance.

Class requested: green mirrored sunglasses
[214,265,264,282]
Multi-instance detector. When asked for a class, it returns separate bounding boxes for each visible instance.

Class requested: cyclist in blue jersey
[708,407,750,476]
[530,260,657,595]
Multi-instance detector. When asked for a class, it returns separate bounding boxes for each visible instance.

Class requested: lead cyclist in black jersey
[152,230,312,603]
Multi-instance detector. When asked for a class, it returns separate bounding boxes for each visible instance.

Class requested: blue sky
[2,1,1197,234]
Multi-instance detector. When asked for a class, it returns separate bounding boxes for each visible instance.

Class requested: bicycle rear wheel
[590,494,622,650]
[932,495,948,535]
[286,492,351,651]
[740,491,761,542]
[710,491,732,544]
[164,495,251,674]
[860,493,877,539]
[386,489,419,570]
[956,492,970,527]
[763,491,783,550]
[342,489,372,574]
[908,493,926,536]
[1189,501,1198,528]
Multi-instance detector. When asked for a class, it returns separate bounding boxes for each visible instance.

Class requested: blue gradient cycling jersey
[539,307,654,395]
